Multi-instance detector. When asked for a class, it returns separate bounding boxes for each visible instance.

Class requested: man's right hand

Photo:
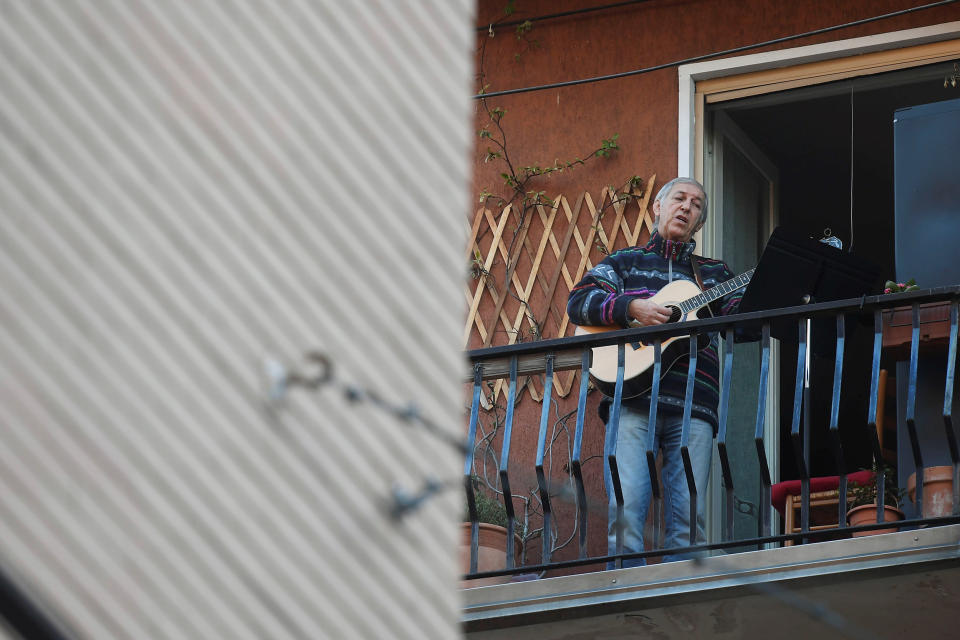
[627,298,672,326]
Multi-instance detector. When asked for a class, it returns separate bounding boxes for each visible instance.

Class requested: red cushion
[770,470,875,514]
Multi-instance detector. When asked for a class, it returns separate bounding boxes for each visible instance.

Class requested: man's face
[654,183,705,242]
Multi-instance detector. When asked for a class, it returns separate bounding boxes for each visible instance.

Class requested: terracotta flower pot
[847,504,905,537]
[460,523,522,588]
[907,465,956,518]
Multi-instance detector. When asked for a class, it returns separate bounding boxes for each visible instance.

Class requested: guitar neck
[680,268,754,313]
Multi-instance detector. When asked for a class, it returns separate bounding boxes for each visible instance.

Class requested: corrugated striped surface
[0,1,474,638]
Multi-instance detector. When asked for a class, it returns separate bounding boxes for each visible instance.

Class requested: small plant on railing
[847,463,905,509]
[883,278,919,294]
[847,463,904,538]
[846,463,906,537]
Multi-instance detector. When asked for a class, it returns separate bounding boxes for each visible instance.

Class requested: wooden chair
[773,470,875,546]
[772,370,892,546]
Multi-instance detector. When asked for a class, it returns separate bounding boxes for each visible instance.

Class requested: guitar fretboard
[679,268,754,314]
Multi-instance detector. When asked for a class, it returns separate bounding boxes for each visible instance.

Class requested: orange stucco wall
[472,0,959,201]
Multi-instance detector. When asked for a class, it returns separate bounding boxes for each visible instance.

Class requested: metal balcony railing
[463,287,960,581]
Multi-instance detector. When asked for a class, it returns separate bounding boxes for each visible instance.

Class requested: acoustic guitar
[573,269,753,398]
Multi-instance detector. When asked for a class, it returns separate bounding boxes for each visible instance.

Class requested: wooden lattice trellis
[464,175,657,405]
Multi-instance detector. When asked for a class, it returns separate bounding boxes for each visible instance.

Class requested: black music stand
[738,226,880,355]
[737,226,880,518]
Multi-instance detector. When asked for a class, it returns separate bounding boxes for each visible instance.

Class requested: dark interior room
[712,60,960,481]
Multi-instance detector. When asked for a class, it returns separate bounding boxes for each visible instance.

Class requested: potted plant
[906,465,956,518]
[460,477,522,587]
[846,464,906,537]
[883,278,919,294]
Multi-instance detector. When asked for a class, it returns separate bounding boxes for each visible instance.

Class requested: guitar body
[574,279,707,399]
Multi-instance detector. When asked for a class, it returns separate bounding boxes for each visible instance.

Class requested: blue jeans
[604,405,713,567]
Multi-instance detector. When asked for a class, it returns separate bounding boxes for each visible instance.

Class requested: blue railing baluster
[535,355,555,564]
[606,342,627,567]
[790,318,810,540]
[866,310,886,524]
[755,323,772,537]
[647,339,663,551]
[906,303,925,516]
[866,311,884,463]
[464,363,483,574]
[717,328,736,541]
[498,356,519,569]
[829,313,848,527]
[681,333,699,547]
[571,349,591,559]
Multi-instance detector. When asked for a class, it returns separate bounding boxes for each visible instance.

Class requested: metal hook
[294,351,333,389]
[264,351,333,401]
[820,228,842,250]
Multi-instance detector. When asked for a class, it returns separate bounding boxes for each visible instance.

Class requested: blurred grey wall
[0,1,474,638]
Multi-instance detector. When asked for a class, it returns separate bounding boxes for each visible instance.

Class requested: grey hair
[654,177,708,226]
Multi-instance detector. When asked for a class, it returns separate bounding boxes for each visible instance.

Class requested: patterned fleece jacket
[566,231,744,431]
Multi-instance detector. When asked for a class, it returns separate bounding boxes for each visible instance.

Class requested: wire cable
[476,0,656,32]
[849,84,856,252]
[474,0,960,99]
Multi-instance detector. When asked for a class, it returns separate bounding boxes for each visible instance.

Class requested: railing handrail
[466,286,960,364]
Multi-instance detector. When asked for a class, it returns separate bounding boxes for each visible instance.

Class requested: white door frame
[703,110,781,543]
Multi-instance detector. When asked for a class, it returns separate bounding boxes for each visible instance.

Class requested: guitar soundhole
[666,305,682,323]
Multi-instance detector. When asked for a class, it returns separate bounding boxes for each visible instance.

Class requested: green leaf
[598,133,621,152]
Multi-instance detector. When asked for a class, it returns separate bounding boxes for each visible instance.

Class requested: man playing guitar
[567,177,744,567]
